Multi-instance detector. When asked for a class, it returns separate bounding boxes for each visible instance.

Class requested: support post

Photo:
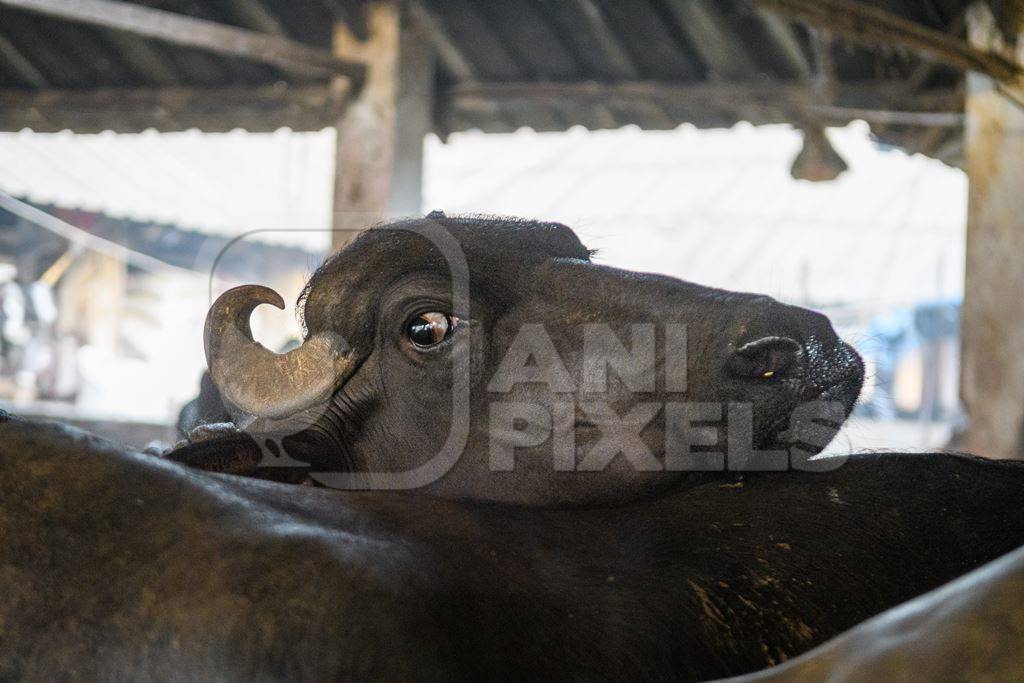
[388,22,435,217]
[0,0,363,81]
[330,2,400,251]
[959,3,1024,459]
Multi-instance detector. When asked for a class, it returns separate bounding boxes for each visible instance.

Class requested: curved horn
[204,285,356,419]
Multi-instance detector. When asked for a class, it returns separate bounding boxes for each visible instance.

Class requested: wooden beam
[224,0,289,37]
[888,9,968,159]
[1000,0,1024,38]
[446,80,913,105]
[407,0,475,82]
[752,6,813,80]
[312,0,369,41]
[662,0,757,80]
[0,32,48,88]
[542,0,640,80]
[104,32,179,86]
[8,80,959,137]
[805,105,964,127]
[754,0,1022,84]
[0,0,365,84]
[0,83,350,133]
[807,27,835,97]
[444,80,960,127]
[388,21,435,217]
[330,2,400,251]
[959,3,1024,459]
[220,0,319,82]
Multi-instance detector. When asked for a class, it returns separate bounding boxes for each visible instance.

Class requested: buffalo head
[203,215,863,505]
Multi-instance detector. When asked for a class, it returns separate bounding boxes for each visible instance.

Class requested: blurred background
[0,0,1020,458]
[0,124,967,453]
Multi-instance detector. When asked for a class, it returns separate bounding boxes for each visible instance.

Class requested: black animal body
[1,418,1023,680]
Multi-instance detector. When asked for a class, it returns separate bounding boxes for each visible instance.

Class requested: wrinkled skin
[190,215,864,505]
[2,417,1024,680]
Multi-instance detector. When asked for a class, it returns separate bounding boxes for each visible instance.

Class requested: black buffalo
[187,214,863,504]
[2,418,1023,680]
[1,215,1022,680]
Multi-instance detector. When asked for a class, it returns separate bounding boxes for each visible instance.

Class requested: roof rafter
[104,32,179,86]
[0,83,350,133]
[407,0,476,82]
[0,0,365,85]
[662,0,756,80]
[0,32,48,88]
[752,6,813,80]
[542,0,640,80]
[754,0,1022,84]
[445,80,962,128]
[223,0,289,37]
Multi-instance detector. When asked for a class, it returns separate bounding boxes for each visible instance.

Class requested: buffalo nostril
[726,336,803,380]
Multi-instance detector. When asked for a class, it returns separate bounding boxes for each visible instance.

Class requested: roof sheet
[0,1,972,159]
[0,127,335,249]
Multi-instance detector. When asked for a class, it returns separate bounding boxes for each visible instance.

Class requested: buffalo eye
[405,312,453,348]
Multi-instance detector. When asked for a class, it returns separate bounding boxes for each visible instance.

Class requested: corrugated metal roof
[0,1,972,89]
[0,0,340,89]
[0,0,973,160]
[0,127,335,249]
